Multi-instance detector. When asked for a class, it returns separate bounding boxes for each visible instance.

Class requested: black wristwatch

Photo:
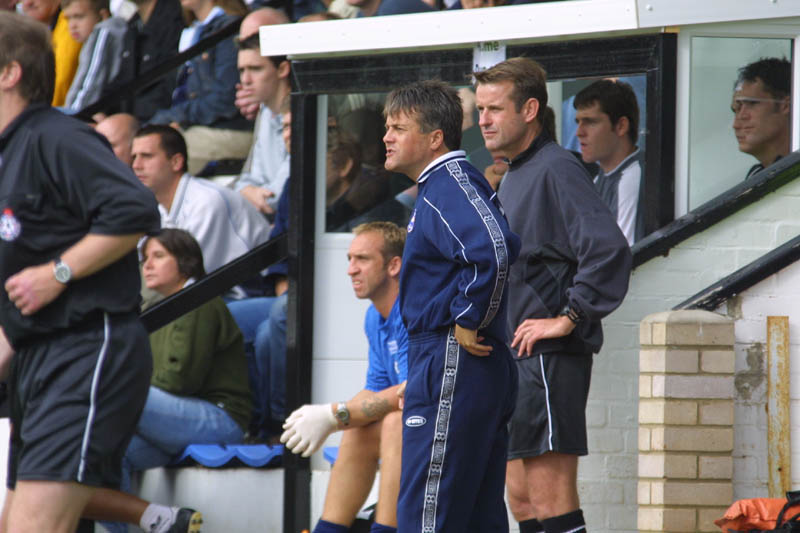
[559,304,582,325]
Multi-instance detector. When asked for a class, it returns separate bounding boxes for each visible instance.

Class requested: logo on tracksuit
[405,415,426,427]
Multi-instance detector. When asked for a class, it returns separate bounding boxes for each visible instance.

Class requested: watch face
[54,262,71,283]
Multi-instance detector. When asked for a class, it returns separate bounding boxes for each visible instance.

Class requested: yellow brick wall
[638,310,735,533]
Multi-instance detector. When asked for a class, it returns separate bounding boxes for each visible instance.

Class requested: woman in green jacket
[122,228,251,488]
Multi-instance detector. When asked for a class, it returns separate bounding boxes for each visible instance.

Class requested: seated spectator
[346,0,433,18]
[281,222,408,533]
[327,0,358,18]
[108,0,184,123]
[21,0,82,105]
[327,111,412,231]
[100,228,251,533]
[732,57,791,179]
[230,14,291,215]
[96,112,139,165]
[131,125,271,279]
[299,10,340,20]
[148,0,251,175]
[62,0,127,111]
[227,108,292,440]
[574,79,643,245]
[326,129,362,207]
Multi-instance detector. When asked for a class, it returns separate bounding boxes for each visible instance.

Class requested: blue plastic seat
[172,444,284,468]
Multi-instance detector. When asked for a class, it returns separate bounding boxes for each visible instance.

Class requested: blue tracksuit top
[364,299,408,392]
[399,151,520,341]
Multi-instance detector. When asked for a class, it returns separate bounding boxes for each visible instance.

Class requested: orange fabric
[715,497,800,530]
[51,12,82,107]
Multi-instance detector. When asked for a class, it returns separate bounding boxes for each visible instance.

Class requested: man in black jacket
[112,0,184,122]
[475,57,632,533]
[0,12,160,532]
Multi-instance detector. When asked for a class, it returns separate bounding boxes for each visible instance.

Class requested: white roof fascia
[636,0,800,28]
[259,0,638,58]
[260,0,800,59]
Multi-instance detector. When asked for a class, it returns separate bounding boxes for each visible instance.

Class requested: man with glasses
[731,57,791,179]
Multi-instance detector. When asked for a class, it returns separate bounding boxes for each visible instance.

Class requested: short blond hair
[353,221,406,263]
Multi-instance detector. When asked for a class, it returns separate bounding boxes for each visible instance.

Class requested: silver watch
[335,402,350,426]
[53,257,72,284]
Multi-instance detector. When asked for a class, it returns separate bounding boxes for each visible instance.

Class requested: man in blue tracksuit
[383,80,520,532]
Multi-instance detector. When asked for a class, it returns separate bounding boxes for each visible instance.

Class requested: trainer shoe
[167,508,203,533]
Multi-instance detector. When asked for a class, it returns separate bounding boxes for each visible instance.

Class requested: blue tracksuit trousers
[397,328,517,533]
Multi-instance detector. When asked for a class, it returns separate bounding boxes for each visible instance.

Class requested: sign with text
[473,41,506,72]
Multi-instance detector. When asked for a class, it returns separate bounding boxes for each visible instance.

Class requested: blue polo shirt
[364,300,408,392]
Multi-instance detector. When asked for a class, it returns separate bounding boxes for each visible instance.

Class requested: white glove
[280,403,338,457]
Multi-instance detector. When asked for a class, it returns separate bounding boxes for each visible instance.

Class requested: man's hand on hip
[454,324,492,357]
[511,316,576,357]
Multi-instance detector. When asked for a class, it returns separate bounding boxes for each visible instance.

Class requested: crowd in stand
[0,0,794,531]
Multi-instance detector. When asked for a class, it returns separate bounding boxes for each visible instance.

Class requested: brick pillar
[638,310,735,533]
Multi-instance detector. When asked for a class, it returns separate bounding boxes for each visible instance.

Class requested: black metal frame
[283,93,317,533]
[675,233,800,311]
[632,152,800,268]
[285,32,678,533]
[292,33,677,238]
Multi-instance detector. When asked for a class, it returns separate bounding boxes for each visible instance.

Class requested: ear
[779,96,791,115]
[99,7,110,19]
[338,157,354,180]
[429,129,445,152]
[521,97,540,124]
[277,60,290,80]
[386,255,402,278]
[170,152,185,174]
[0,61,22,91]
[614,116,630,138]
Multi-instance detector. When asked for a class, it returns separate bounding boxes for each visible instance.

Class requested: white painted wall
[712,257,800,499]
[571,177,800,531]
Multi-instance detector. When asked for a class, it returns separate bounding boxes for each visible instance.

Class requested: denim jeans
[265,293,287,423]
[228,296,275,432]
[102,386,244,533]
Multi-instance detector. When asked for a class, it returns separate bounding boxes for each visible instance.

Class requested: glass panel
[324,92,414,232]
[323,74,649,246]
[557,74,648,245]
[688,37,792,209]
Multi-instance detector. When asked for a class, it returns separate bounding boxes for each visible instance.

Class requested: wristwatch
[334,402,350,426]
[53,257,73,284]
[559,303,582,325]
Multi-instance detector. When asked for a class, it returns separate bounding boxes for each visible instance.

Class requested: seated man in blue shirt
[281,221,408,533]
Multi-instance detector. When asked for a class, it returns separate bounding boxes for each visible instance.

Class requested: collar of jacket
[507,131,552,170]
[0,102,49,150]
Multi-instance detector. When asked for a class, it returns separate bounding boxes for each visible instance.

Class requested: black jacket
[0,104,160,345]
[111,0,184,122]
[498,133,632,356]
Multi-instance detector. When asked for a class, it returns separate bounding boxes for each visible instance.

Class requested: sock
[312,519,349,533]
[519,518,545,533]
[140,504,178,533]
[541,509,586,533]
[369,523,397,533]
